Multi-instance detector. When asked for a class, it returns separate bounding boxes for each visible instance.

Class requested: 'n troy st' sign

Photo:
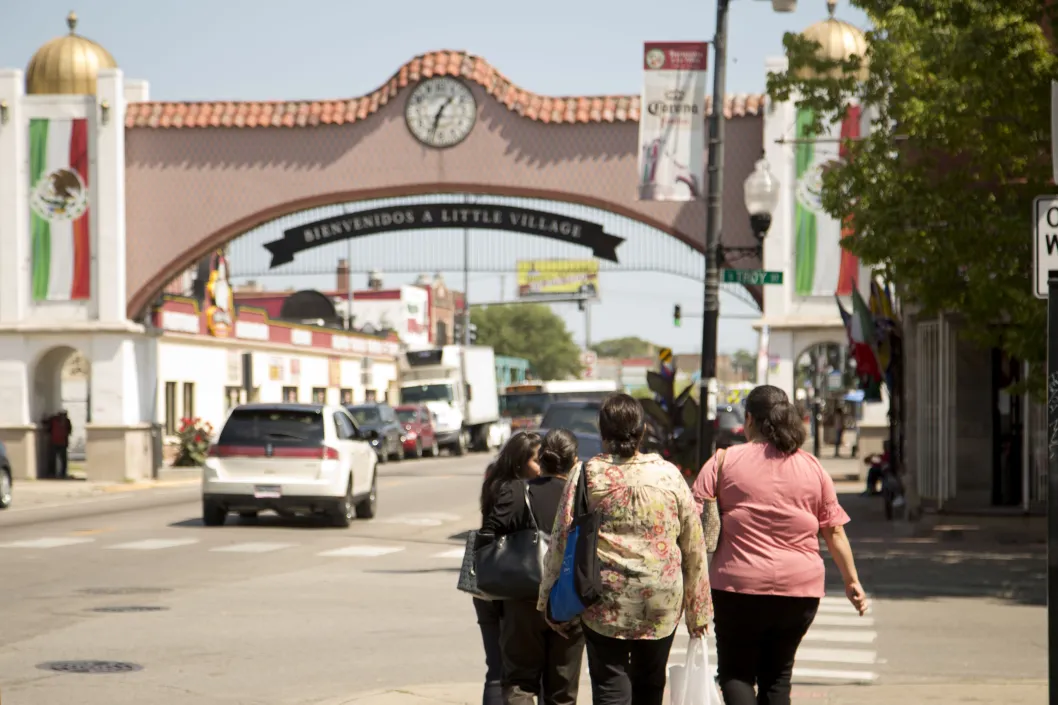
[264,202,627,268]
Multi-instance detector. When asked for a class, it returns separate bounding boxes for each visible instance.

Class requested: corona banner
[516,260,600,302]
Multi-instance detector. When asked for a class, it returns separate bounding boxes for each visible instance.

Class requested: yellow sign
[658,347,673,365]
[516,260,599,301]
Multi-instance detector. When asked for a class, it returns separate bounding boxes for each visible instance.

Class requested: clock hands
[428,97,456,141]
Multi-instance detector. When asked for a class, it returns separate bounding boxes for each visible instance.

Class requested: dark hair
[480,431,541,518]
[744,384,805,455]
[539,429,579,476]
[599,393,644,458]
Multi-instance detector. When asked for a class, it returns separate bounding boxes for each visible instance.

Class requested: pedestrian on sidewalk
[483,429,585,705]
[476,431,543,705]
[539,394,711,705]
[693,385,869,705]
[51,410,72,479]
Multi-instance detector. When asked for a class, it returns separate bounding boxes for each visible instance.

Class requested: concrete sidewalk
[316,680,1047,704]
[8,466,200,509]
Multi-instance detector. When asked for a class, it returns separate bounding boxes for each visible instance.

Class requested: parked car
[573,432,604,464]
[395,404,439,458]
[202,403,378,527]
[537,400,604,437]
[345,403,404,463]
[715,404,748,449]
[0,440,11,510]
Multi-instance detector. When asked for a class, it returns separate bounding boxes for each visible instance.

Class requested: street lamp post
[696,0,786,471]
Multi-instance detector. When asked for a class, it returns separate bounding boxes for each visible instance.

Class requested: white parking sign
[1035,196,1058,299]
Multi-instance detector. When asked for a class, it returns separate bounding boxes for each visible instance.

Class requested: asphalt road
[0,454,1045,705]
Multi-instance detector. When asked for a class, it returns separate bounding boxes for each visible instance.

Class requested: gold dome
[794,0,868,81]
[25,11,118,96]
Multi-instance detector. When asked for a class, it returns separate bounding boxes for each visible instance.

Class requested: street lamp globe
[744,157,780,239]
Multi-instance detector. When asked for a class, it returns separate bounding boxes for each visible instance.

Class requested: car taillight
[321,446,339,461]
[209,445,266,458]
[733,426,745,435]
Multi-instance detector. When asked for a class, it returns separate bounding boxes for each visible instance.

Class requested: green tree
[471,304,582,380]
[767,0,1058,393]
[591,336,658,359]
[730,349,757,382]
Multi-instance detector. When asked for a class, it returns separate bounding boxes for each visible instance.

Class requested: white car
[202,403,378,527]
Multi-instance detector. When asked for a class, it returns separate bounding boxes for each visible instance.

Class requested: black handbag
[475,483,549,600]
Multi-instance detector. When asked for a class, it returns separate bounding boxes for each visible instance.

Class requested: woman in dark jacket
[476,431,543,705]
[482,429,585,705]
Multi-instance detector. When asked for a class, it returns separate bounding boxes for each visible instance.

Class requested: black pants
[54,445,68,478]
[499,599,584,705]
[584,627,675,705]
[712,589,819,705]
[474,598,505,705]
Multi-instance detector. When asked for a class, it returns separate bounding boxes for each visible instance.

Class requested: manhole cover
[90,606,168,613]
[37,661,143,674]
[78,587,171,596]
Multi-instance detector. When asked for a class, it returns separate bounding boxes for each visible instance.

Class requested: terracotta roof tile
[125,50,765,129]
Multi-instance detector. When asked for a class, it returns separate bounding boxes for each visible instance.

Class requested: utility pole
[463,194,471,346]
[696,0,730,471]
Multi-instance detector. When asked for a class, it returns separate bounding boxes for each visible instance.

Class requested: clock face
[405,77,477,149]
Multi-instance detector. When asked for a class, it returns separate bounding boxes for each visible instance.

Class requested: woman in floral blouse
[538,394,711,705]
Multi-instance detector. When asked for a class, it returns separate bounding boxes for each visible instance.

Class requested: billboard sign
[516,260,600,302]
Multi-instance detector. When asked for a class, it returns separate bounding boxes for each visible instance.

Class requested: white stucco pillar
[768,329,796,400]
[86,332,155,481]
[94,69,128,324]
[0,70,29,324]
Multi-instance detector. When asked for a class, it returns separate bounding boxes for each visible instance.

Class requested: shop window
[182,382,195,420]
[164,382,177,435]
[282,386,298,403]
[340,388,353,405]
[224,386,242,412]
[312,387,326,404]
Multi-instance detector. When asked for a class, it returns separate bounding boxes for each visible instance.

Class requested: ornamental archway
[124,50,766,318]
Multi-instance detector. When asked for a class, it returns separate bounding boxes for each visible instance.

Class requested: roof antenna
[67,10,78,34]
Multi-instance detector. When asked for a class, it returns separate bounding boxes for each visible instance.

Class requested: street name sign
[1033,196,1058,299]
[722,269,783,286]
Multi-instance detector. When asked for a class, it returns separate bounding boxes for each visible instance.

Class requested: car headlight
[406,431,417,440]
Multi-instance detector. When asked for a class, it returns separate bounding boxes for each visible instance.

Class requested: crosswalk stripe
[432,548,465,559]
[802,629,877,644]
[817,603,871,616]
[108,539,200,550]
[317,545,404,557]
[812,614,875,628]
[0,537,95,548]
[670,645,874,664]
[792,667,877,682]
[210,542,296,554]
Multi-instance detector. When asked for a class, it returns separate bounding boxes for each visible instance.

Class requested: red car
[395,405,439,458]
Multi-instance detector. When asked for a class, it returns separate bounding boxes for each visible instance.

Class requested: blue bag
[548,464,601,622]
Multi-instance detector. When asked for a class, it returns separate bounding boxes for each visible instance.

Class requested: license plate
[253,485,281,499]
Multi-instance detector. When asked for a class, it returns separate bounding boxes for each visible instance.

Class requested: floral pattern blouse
[537,452,712,640]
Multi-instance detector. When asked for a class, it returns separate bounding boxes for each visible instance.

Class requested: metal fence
[1028,394,1048,504]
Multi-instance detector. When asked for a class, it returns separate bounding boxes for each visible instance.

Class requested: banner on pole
[637,42,709,202]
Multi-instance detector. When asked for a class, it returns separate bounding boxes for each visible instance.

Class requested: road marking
[378,513,460,527]
[317,545,405,557]
[107,539,200,551]
[802,629,877,644]
[817,602,871,616]
[69,528,114,536]
[791,667,877,682]
[812,614,875,628]
[210,542,296,554]
[432,548,466,559]
[0,537,95,548]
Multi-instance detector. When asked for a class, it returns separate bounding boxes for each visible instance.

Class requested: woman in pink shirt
[692,385,868,705]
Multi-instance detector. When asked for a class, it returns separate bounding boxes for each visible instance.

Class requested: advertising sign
[638,42,709,202]
[516,260,600,302]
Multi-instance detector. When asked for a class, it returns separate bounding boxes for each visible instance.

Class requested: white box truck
[399,345,503,455]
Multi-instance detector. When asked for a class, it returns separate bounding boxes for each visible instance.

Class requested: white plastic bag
[678,637,722,705]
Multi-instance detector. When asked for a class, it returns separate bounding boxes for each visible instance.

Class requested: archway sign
[266,202,625,268]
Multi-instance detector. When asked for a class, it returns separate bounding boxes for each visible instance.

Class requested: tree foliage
[471,304,582,380]
[730,349,757,382]
[591,336,658,359]
[767,0,1058,393]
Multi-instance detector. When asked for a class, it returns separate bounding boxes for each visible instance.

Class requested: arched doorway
[795,341,856,457]
[32,346,90,479]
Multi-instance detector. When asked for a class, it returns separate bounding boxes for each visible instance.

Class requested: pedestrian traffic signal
[468,324,478,344]
[673,305,681,327]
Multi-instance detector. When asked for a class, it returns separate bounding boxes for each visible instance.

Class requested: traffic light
[468,323,478,344]
[673,304,682,327]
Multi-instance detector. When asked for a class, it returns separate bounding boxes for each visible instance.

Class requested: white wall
[347,286,430,346]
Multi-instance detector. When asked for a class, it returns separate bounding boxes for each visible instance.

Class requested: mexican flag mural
[793,106,869,297]
[28,118,91,302]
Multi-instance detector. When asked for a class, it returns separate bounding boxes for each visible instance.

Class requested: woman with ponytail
[692,385,869,705]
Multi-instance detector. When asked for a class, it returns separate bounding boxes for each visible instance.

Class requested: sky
[1,0,869,356]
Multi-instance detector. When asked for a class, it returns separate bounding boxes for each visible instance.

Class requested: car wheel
[426,438,439,457]
[390,436,403,462]
[355,471,378,520]
[376,445,387,464]
[331,478,354,528]
[408,440,422,459]
[202,500,226,527]
[0,467,11,510]
[454,430,467,456]
[238,510,258,520]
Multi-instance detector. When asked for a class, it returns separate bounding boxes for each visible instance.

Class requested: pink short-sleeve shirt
[692,442,850,598]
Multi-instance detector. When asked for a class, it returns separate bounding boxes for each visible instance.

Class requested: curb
[100,478,200,493]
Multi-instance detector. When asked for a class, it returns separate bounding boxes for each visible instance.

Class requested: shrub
[173,417,214,467]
